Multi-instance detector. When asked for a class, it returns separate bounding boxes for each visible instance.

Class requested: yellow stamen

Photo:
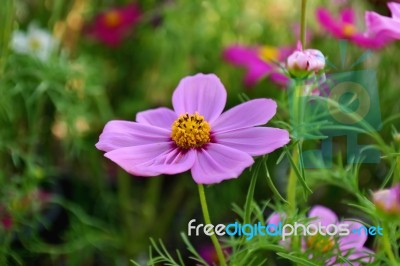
[306,234,335,253]
[103,11,122,28]
[28,37,41,51]
[342,24,356,37]
[171,112,211,149]
[259,46,280,62]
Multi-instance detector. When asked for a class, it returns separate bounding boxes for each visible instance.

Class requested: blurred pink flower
[96,73,290,184]
[365,2,400,43]
[287,42,325,78]
[0,211,12,230]
[268,206,374,265]
[223,44,294,87]
[316,3,400,49]
[198,244,231,265]
[373,184,400,215]
[86,3,141,47]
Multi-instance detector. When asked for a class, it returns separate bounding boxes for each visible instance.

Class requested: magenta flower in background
[96,73,290,184]
[85,3,141,47]
[373,184,400,215]
[268,206,374,265]
[365,2,400,44]
[223,45,294,87]
[316,7,384,49]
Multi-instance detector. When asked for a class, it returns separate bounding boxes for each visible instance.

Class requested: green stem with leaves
[381,222,398,265]
[198,184,227,266]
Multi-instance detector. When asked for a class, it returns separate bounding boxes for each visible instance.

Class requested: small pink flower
[85,3,141,47]
[223,44,293,87]
[268,206,374,265]
[316,7,389,49]
[287,42,325,78]
[96,73,290,184]
[373,184,400,215]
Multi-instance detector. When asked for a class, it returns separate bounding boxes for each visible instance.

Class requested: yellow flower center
[342,24,356,37]
[28,37,41,51]
[259,46,279,62]
[306,234,335,253]
[171,112,211,149]
[104,11,122,28]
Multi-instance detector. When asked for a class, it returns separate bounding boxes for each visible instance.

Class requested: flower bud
[287,42,325,78]
[373,184,400,215]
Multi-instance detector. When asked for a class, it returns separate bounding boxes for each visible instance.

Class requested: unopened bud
[287,42,325,78]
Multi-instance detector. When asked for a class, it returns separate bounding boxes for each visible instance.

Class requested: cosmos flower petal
[104,142,196,176]
[388,2,400,19]
[338,221,367,250]
[191,143,254,184]
[316,8,344,37]
[223,45,277,86]
[244,63,273,86]
[136,107,177,129]
[96,120,170,152]
[212,99,277,133]
[347,248,374,264]
[269,72,290,87]
[214,127,289,156]
[172,73,227,123]
[308,205,338,226]
[341,8,355,24]
[365,11,400,40]
[267,212,283,225]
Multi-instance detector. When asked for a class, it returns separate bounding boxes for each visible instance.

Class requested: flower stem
[382,222,398,265]
[287,147,299,214]
[300,0,308,47]
[197,184,227,266]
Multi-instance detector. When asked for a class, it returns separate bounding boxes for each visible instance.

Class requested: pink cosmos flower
[96,73,290,184]
[85,3,141,47]
[223,45,293,87]
[316,7,389,49]
[373,184,400,215]
[267,206,374,266]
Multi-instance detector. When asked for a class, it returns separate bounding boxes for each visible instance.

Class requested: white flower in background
[11,23,56,61]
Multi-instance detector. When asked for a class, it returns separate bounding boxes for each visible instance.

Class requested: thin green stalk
[300,0,307,47]
[287,148,299,214]
[197,184,227,266]
[117,170,136,256]
[381,222,398,265]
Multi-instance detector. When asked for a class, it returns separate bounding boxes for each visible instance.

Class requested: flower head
[287,42,325,79]
[268,206,374,265]
[96,73,290,184]
[86,3,141,47]
[316,3,400,49]
[223,44,293,87]
[11,23,56,60]
[373,184,400,215]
